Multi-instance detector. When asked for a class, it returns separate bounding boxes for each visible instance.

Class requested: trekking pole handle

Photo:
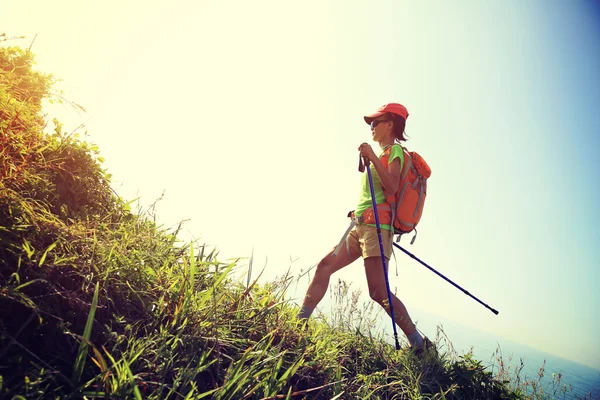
[359,155,370,172]
[358,154,367,172]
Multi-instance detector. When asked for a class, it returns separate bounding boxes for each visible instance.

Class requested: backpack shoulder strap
[400,147,412,181]
[381,144,404,167]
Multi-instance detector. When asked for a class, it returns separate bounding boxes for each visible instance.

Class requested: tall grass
[2,210,590,398]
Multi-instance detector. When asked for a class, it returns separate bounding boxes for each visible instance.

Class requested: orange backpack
[381,145,431,242]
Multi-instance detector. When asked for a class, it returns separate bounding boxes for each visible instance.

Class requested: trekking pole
[361,156,401,350]
[392,243,499,315]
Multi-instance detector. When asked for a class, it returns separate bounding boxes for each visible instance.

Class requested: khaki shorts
[346,224,393,260]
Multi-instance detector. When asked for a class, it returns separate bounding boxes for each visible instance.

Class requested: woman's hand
[358,142,377,163]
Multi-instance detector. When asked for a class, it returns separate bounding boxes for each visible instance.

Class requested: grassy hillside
[0,43,580,399]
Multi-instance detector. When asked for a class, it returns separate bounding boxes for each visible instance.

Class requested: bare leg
[301,246,360,312]
[364,256,417,337]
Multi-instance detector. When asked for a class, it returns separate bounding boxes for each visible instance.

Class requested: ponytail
[389,113,408,142]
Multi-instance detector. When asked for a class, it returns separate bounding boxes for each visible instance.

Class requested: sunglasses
[370,119,391,130]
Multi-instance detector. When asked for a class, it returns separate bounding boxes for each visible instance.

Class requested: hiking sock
[296,305,314,320]
[407,329,424,348]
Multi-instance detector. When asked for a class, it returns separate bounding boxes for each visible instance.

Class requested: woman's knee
[369,286,388,304]
[315,256,334,277]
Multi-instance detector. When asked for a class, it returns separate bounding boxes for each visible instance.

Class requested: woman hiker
[297,103,433,355]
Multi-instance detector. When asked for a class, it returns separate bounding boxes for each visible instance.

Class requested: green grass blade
[14,278,45,291]
[189,242,196,284]
[247,248,253,288]
[38,240,57,266]
[71,281,100,385]
[124,359,143,400]
[277,355,305,386]
[197,387,220,399]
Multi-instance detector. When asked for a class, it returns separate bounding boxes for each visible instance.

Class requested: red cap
[364,103,409,124]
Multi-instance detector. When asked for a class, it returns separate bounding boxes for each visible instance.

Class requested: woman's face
[370,117,392,142]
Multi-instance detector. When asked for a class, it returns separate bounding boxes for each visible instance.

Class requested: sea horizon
[384,309,600,399]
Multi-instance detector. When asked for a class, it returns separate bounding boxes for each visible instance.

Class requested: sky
[2,0,599,370]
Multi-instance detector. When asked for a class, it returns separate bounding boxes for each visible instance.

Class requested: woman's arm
[358,143,402,194]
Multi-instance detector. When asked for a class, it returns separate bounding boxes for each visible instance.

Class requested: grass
[1,208,592,399]
[1,42,598,400]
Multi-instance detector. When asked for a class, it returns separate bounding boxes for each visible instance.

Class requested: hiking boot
[413,336,437,359]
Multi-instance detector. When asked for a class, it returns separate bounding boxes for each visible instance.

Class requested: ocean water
[381,312,600,399]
